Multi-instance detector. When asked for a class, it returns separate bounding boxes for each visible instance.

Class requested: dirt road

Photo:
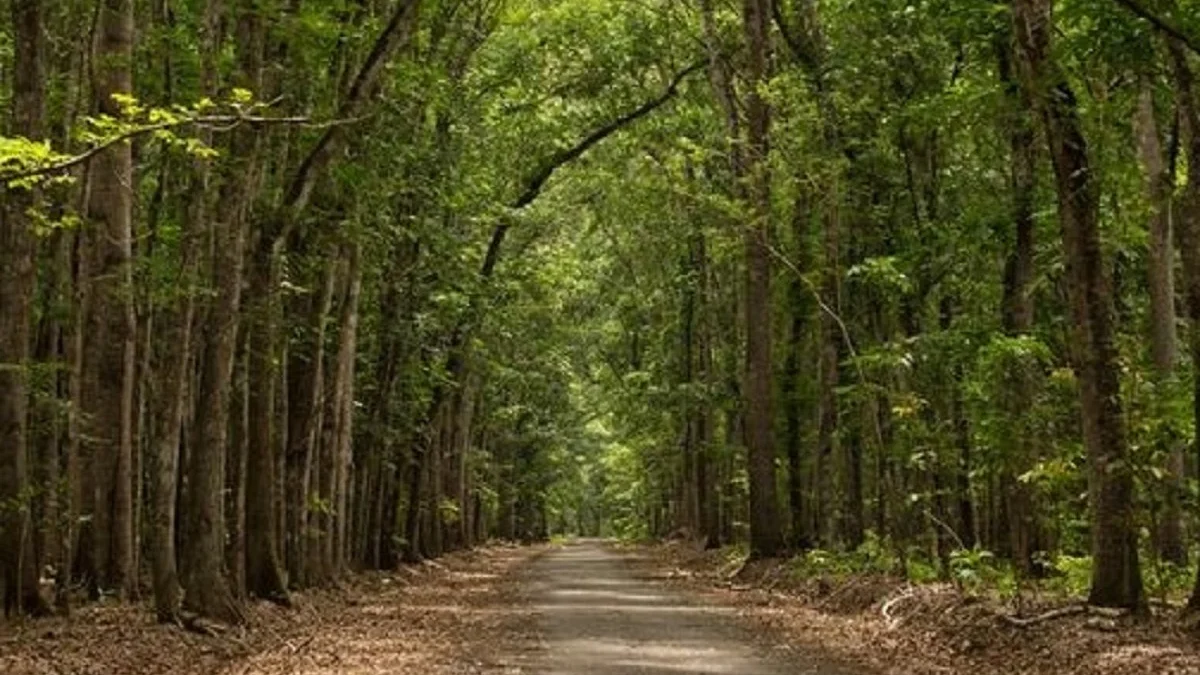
[523,541,855,674]
[2,543,862,675]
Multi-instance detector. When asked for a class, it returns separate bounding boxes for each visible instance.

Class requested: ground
[525,541,855,674]
[2,540,1198,674]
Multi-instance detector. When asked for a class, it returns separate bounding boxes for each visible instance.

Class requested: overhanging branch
[479,59,706,279]
[1112,0,1200,56]
[2,112,359,184]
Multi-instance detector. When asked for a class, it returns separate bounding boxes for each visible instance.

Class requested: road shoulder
[625,541,1200,675]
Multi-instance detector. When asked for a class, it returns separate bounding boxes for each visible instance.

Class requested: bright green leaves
[0,136,69,189]
[1,93,275,188]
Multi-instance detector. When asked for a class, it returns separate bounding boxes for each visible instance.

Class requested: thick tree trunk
[178,6,265,619]
[181,149,248,624]
[227,330,249,596]
[1012,0,1141,609]
[741,0,784,560]
[0,0,49,617]
[82,0,137,600]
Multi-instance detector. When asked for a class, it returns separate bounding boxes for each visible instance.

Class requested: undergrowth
[707,531,1199,605]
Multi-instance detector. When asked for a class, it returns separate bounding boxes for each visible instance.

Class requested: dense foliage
[3,0,1200,623]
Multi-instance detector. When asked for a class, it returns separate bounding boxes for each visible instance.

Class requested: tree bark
[0,0,50,617]
[331,245,362,574]
[996,27,1043,573]
[1132,76,1185,565]
[181,145,248,624]
[783,189,814,550]
[82,0,136,599]
[1012,0,1141,609]
[178,5,263,622]
[1165,41,1200,611]
[742,0,784,559]
[284,257,336,586]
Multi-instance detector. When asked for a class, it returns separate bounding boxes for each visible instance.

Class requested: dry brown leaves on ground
[631,541,1200,675]
[0,544,540,675]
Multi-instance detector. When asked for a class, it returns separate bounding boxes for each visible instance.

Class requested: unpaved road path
[523,540,856,674]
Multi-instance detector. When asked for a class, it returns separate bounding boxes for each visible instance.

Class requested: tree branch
[1112,0,1200,56]
[2,112,358,183]
[280,0,421,220]
[512,59,707,210]
[479,59,706,279]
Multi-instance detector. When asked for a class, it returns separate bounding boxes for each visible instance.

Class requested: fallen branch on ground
[179,611,227,637]
[881,585,916,630]
[998,603,1134,628]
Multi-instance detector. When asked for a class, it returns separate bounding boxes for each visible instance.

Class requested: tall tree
[741,0,784,559]
[1133,74,1185,565]
[82,0,137,599]
[1166,38,1200,611]
[1,0,49,616]
[1011,0,1141,609]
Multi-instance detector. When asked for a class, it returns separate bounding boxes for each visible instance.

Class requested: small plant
[1048,554,1092,597]
[949,547,999,593]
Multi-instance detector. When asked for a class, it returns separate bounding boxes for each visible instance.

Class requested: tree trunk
[1165,41,1200,611]
[332,245,362,573]
[0,0,49,617]
[1133,76,1185,565]
[178,6,264,619]
[679,241,699,535]
[996,28,1042,573]
[741,0,784,560]
[31,231,66,602]
[284,257,335,586]
[245,244,290,602]
[695,230,719,547]
[181,145,248,623]
[227,329,249,597]
[783,188,814,550]
[1012,0,1141,609]
[147,168,202,621]
[82,0,136,600]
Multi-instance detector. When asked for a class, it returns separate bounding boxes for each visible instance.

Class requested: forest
[3,0,1200,636]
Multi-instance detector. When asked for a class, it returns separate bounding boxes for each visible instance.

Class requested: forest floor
[4,540,1199,674]
[632,539,1200,675]
[0,544,541,675]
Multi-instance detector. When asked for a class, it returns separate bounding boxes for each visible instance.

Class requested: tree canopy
[4,0,1200,622]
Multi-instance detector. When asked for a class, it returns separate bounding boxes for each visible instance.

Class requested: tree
[81,0,137,600]
[1011,0,1141,609]
[740,0,785,560]
[1,0,49,617]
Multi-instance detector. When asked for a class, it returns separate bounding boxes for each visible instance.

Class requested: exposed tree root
[178,611,227,637]
[999,603,1132,628]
